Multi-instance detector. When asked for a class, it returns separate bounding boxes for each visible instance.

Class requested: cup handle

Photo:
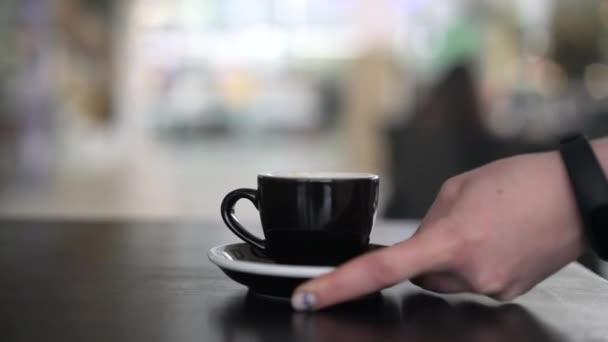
[221,188,266,251]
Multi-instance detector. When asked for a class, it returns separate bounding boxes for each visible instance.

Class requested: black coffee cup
[221,172,380,265]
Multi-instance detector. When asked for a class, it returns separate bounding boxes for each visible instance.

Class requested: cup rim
[258,171,379,181]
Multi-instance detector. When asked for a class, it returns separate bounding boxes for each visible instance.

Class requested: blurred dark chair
[384,63,507,219]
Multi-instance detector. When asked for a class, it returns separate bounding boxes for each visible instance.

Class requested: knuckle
[491,288,519,302]
[471,269,509,295]
[438,177,462,202]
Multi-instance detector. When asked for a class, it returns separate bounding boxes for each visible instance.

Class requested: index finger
[291,230,452,311]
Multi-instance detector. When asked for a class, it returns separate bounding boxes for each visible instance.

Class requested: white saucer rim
[208,243,334,278]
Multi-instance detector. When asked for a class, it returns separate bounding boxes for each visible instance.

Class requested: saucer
[208,243,385,298]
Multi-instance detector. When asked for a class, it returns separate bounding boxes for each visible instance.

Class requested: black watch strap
[560,135,608,260]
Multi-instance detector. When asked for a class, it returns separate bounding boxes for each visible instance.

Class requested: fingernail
[291,291,317,311]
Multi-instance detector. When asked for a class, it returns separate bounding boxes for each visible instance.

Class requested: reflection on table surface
[216,292,562,342]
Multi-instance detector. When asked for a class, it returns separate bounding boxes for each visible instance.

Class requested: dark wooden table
[2,220,608,342]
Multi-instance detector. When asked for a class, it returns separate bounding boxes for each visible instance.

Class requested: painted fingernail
[291,291,317,311]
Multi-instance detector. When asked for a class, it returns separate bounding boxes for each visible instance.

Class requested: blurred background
[2,0,608,272]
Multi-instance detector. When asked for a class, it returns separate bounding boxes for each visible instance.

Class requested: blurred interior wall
[54,0,114,128]
[342,47,404,176]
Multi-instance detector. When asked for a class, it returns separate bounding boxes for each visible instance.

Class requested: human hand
[292,151,587,310]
